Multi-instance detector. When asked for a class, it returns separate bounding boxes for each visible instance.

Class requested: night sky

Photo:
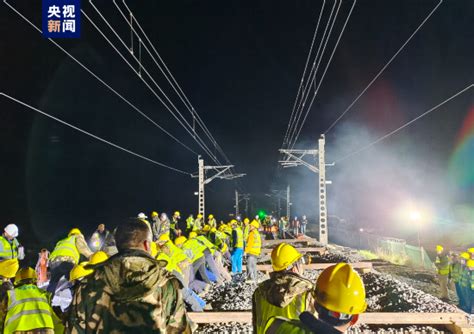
[1,0,473,250]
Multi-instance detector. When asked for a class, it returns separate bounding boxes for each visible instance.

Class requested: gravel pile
[363,272,458,313]
[197,323,252,334]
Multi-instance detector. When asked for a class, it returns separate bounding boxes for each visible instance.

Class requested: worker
[264,263,367,334]
[468,247,474,260]
[300,215,308,236]
[465,259,474,314]
[194,214,204,231]
[35,248,50,286]
[456,252,470,311]
[150,211,160,240]
[89,223,110,252]
[0,224,24,262]
[185,214,195,236]
[278,217,288,239]
[253,243,314,334]
[158,234,209,295]
[158,212,171,238]
[231,221,244,275]
[175,236,213,286]
[67,218,193,332]
[137,212,152,233]
[0,267,64,334]
[450,253,462,307]
[435,245,450,301]
[193,232,231,283]
[187,232,224,285]
[208,214,217,229]
[171,211,181,238]
[47,228,93,297]
[245,220,261,283]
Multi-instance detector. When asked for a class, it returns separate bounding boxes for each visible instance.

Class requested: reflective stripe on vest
[435,256,450,276]
[254,287,308,334]
[5,284,54,333]
[234,228,244,249]
[50,236,80,264]
[0,236,18,260]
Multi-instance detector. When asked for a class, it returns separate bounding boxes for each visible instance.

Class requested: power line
[290,0,356,149]
[3,0,198,156]
[324,0,443,135]
[288,0,344,149]
[1,93,193,176]
[282,0,326,147]
[83,6,221,166]
[335,83,474,163]
[118,0,238,175]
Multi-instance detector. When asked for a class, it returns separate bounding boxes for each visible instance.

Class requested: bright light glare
[409,210,422,222]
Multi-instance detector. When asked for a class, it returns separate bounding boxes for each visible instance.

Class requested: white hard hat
[4,224,19,238]
[137,213,147,219]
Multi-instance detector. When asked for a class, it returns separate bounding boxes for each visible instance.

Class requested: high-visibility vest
[460,268,470,288]
[166,241,189,265]
[245,230,261,256]
[208,219,217,228]
[254,287,308,334]
[156,251,182,275]
[435,255,450,276]
[182,239,207,263]
[196,236,217,254]
[50,236,80,264]
[244,224,250,240]
[264,316,311,334]
[186,217,194,230]
[0,236,18,260]
[4,284,55,333]
[450,262,463,283]
[233,227,244,249]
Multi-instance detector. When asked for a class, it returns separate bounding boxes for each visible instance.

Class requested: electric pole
[279,135,333,245]
[286,184,290,219]
[193,157,245,218]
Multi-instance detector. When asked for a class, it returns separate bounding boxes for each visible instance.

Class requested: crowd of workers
[0,212,472,333]
[435,244,474,313]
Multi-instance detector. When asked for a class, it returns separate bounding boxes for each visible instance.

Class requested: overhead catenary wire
[1,93,193,176]
[3,0,198,156]
[289,0,357,149]
[287,0,343,149]
[334,83,474,163]
[324,0,443,135]
[83,6,222,167]
[117,0,237,173]
[282,0,326,147]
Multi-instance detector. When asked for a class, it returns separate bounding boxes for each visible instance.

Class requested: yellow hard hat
[271,243,303,271]
[460,252,470,260]
[314,263,367,315]
[69,228,82,236]
[174,211,181,216]
[250,220,260,229]
[70,262,94,281]
[158,234,170,243]
[202,225,211,232]
[244,218,250,224]
[0,259,19,278]
[90,251,108,265]
[197,214,203,219]
[151,211,159,218]
[189,231,198,239]
[14,267,37,285]
[210,227,217,233]
[174,236,187,247]
[436,245,444,252]
[468,247,474,254]
[208,214,214,219]
[466,259,474,268]
[230,219,237,224]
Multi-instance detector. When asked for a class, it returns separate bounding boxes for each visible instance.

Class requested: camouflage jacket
[255,271,314,309]
[66,248,193,333]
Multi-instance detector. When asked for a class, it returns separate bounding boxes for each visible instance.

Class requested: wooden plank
[188,312,470,327]
[261,238,317,247]
[261,247,326,254]
[241,262,373,272]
